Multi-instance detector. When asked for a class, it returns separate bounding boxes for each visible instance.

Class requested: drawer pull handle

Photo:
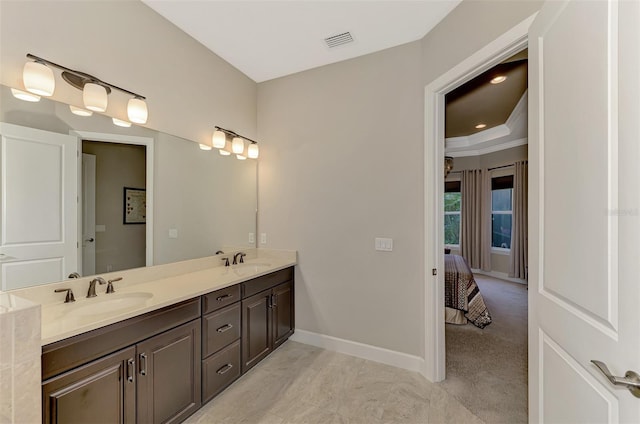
[216,363,233,375]
[127,359,135,382]
[216,294,233,302]
[139,353,147,376]
[216,324,233,333]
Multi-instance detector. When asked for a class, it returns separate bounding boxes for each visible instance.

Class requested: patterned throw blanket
[444,254,492,329]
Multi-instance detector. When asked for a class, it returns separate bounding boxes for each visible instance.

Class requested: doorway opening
[439,50,529,423]
[81,140,147,275]
[72,130,154,278]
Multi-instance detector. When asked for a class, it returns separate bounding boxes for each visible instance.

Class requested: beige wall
[0,0,257,146]
[82,142,146,273]
[258,1,541,357]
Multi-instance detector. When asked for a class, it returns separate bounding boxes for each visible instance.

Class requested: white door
[82,153,96,276]
[0,122,78,290]
[529,1,640,422]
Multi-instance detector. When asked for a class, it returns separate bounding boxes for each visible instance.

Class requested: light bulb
[232,137,244,154]
[236,154,247,160]
[475,123,487,129]
[212,130,226,149]
[219,150,231,156]
[11,88,40,102]
[490,75,507,84]
[23,61,55,96]
[199,143,212,151]
[69,105,92,116]
[127,97,148,124]
[83,83,108,112]
[247,143,259,159]
[112,118,131,128]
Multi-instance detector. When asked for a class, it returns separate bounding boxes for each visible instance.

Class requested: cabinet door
[272,281,294,349]
[241,290,272,373]
[137,320,201,424]
[42,347,136,424]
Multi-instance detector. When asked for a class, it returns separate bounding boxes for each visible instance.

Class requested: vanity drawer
[203,285,241,314]
[202,303,241,357]
[202,340,241,403]
[242,267,293,299]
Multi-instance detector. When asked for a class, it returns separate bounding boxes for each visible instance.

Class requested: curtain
[509,161,528,279]
[460,169,491,271]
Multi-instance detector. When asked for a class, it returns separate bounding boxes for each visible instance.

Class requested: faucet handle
[55,288,76,303]
[221,257,230,267]
[239,253,247,264]
[106,277,122,294]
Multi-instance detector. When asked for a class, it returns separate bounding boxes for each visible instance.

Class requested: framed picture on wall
[123,187,146,224]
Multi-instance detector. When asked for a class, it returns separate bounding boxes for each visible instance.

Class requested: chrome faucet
[232,252,246,265]
[68,272,81,279]
[87,277,107,298]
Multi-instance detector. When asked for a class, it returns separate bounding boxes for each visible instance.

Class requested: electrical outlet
[260,233,267,245]
[249,232,255,244]
[169,229,178,239]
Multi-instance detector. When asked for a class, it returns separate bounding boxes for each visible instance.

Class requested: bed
[444,254,492,328]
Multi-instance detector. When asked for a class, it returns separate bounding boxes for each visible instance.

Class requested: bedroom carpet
[439,274,528,424]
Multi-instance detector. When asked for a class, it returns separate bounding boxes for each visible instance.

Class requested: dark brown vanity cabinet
[242,268,295,373]
[42,299,201,424]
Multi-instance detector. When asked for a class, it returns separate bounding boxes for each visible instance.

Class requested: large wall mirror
[0,85,257,290]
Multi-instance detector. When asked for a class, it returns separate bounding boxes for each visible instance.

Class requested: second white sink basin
[66,292,153,319]
[232,263,272,276]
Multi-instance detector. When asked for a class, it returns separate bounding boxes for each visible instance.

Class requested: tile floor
[186,341,484,424]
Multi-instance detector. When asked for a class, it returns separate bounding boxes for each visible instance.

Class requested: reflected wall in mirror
[0,84,257,290]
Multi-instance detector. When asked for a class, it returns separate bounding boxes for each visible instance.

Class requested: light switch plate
[260,233,267,245]
[169,229,178,239]
[375,237,393,251]
[95,224,106,233]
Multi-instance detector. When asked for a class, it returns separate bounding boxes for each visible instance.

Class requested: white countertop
[8,249,296,346]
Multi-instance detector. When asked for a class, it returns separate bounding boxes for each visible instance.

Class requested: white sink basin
[66,292,153,319]
[232,263,272,276]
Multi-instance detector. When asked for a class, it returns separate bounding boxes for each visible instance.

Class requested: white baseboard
[472,269,527,285]
[290,329,424,373]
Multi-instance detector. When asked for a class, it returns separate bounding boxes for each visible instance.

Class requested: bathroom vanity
[10,250,295,424]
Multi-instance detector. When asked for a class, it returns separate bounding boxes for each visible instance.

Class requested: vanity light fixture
[112,118,132,128]
[23,60,55,96]
[232,137,244,154]
[11,88,41,102]
[211,126,260,159]
[69,105,93,117]
[22,54,149,123]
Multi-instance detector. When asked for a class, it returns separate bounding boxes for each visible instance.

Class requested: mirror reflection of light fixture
[112,118,132,128]
[210,126,260,160]
[445,156,454,177]
[199,143,212,151]
[22,53,148,122]
[11,88,41,102]
[69,105,93,116]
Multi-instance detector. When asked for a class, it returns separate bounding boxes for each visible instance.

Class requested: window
[444,181,461,246]
[491,175,513,249]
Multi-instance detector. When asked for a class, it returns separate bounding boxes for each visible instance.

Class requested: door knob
[85,238,94,242]
[591,360,640,398]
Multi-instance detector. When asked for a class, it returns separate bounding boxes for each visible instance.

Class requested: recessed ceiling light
[475,123,487,129]
[490,75,507,84]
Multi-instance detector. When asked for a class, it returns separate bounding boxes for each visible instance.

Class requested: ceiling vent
[324,32,354,48]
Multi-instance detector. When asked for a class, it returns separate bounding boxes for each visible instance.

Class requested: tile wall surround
[0,293,41,424]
